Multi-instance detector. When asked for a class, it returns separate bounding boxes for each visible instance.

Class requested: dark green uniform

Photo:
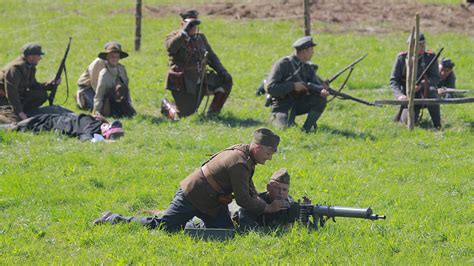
[390,50,441,128]
[0,56,53,116]
[266,55,326,131]
[236,192,297,230]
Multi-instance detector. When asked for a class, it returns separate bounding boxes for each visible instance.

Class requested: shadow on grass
[319,125,376,141]
[196,112,263,128]
[136,114,168,125]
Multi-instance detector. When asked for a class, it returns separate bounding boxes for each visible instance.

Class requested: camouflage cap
[252,128,280,149]
[22,42,44,56]
[293,36,316,51]
[406,32,425,43]
[180,10,199,20]
[441,58,455,69]
[98,42,129,60]
[270,168,290,185]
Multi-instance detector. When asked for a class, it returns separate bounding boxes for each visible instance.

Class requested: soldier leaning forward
[266,36,329,133]
[438,58,456,98]
[76,42,136,118]
[0,43,58,121]
[164,10,233,117]
[93,128,291,231]
[390,33,444,129]
[235,168,300,231]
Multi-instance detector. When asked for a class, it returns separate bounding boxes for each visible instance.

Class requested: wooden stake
[135,0,142,51]
[303,0,311,36]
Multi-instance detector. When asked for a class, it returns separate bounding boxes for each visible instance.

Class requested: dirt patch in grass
[140,0,473,34]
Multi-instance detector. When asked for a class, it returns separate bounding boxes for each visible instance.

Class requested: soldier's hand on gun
[437,87,447,96]
[264,199,290,213]
[294,82,309,95]
[320,82,330,97]
[397,95,407,101]
[50,78,61,86]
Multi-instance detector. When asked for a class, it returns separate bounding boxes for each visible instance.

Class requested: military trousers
[0,86,48,114]
[171,73,232,117]
[107,189,233,232]
[398,89,441,128]
[270,93,326,131]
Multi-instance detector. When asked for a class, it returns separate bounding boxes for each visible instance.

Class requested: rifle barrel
[327,53,368,84]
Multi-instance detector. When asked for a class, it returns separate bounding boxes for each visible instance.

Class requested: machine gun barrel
[313,205,386,220]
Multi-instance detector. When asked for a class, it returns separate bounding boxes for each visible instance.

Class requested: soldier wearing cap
[266,36,329,133]
[437,58,456,98]
[76,41,136,118]
[163,10,233,118]
[0,42,60,121]
[234,168,299,230]
[390,33,444,129]
[93,128,290,231]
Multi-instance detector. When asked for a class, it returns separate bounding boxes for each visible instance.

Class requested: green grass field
[1,0,473,264]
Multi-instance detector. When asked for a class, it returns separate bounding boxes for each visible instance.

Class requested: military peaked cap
[22,42,44,56]
[270,168,290,185]
[253,128,280,149]
[180,10,199,20]
[293,36,316,50]
[441,58,455,69]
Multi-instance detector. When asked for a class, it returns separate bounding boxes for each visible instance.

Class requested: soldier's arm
[4,67,24,114]
[200,34,226,73]
[267,59,297,97]
[92,69,109,115]
[390,55,405,98]
[229,164,266,216]
[165,31,187,55]
[447,72,456,89]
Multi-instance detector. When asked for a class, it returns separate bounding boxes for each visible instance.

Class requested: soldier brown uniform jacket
[390,50,441,128]
[165,30,232,116]
[0,56,53,115]
[180,144,266,218]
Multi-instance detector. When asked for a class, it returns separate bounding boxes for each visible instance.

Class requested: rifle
[297,202,386,229]
[306,53,378,107]
[196,51,208,114]
[48,37,72,106]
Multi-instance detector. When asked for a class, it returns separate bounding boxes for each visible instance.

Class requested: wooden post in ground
[406,14,420,130]
[303,0,311,36]
[135,0,142,51]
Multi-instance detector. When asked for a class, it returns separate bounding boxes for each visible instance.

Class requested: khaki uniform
[0,56,53,115]
[165,31,232,116]
[180,144,266,218]
[76,58,134,117]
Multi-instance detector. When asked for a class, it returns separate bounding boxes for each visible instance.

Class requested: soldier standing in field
[266,36,329,133]
[0,43,60,121]
[390,33,446,129]
[163,10,233,118]
[93,128,290,231]
[76,42,136,118]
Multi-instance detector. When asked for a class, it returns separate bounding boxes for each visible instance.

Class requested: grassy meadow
[1,0,473,264]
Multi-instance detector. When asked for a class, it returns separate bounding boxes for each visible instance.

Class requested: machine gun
[297,201,386,229]
[48,37,72,106]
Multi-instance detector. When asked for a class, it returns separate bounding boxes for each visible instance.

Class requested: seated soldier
[233,168,299,231]
[10,113,124,141]
[437,58,456,98]
[76,42,136,118]
[0,43,60,120]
